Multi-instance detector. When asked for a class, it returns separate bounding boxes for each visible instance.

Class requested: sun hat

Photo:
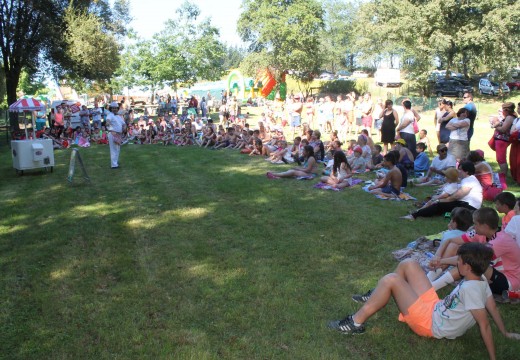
[444,167,459,183]
[395,138,406,146]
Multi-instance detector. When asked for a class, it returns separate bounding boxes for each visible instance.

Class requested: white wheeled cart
[8,97,54,175]
[11,139,54,175]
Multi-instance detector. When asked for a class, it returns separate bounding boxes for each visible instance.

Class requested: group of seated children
[38,126,109,149]
[328,203,520,359]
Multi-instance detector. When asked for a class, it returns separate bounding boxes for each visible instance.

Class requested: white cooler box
[11,139,55,173]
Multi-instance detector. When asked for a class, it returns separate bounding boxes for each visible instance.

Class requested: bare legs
[352,260,432,324]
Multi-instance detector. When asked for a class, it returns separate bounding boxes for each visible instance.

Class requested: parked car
[317,71,335,81]
[336,70,352,80]
[352,71,369,78]
[434,79,473,98]
[479,78,510,95]
[506,80,520,90]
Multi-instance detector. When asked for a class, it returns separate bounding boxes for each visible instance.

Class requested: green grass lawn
[1,101,520,359]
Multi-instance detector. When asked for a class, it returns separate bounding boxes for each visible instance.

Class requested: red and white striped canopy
[9,97,46,112]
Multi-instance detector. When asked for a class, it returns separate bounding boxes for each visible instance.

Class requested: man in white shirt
[106,101,126,169]
[416,143,457,186]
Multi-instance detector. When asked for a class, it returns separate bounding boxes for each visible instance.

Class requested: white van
[374,69,401,87]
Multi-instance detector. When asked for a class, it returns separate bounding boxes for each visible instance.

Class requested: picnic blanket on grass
[392,236,441,272]
[362,183,417,201]
[313,178,363,191]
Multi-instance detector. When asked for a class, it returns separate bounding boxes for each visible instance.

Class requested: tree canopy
[238,0,324,82]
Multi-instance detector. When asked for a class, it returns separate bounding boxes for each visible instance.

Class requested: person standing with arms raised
[106,102,126,169]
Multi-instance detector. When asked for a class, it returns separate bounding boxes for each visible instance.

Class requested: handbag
[510,131,520,143]
[412,119,419,134]
[488,134,496,151]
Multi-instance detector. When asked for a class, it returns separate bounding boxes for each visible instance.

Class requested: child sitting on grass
[266,145,318,179]
[414,142,430,176]
[371,144,384,168]
[430,208,520,297]
[494,192,516,230]
[320,150,353,189]
[328,243,520,360]
[426,207,474,281]
[367,152,402,196]
[349,146,366,172]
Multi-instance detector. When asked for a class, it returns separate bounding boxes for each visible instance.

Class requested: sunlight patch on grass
[188,263,246,286]
[49,259,80,280]
[0,223,29,235]
[73,202,130,217]
[126,217,153,230]
[165,207,211,220]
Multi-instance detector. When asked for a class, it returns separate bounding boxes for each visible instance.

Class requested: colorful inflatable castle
[225,69,287,101]
[255,69,287,101]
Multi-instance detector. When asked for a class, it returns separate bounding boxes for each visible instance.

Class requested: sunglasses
[438,149,447,153]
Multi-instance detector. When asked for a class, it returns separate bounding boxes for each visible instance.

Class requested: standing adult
[361,92,374,134]
[79,105,90,130]
[305,97,315,129]
[509,102,520,184]
[170,96,177,116]
[343,94,355,138]
[54,106,64,138]
[379,100,399,154]
[90,102,102,129]
[200,96,207,119]
[396,100,417,157]
[433,99,444,143]
[445,108,470,162]
[290,95,303,137]
[438,100,456,144]
[462,92,477,142]
[490,102,516,188]
[106,102,126,169]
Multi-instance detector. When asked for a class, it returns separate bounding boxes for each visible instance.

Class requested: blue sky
[128,0,244,46]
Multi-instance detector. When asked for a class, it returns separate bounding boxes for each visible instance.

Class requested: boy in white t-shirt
[328,243,520,359]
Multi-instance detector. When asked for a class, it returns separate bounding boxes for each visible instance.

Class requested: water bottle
[407,241,417,249]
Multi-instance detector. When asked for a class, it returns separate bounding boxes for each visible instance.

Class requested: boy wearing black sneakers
[329,243,520,359]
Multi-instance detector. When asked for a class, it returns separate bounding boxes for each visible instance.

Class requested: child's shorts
[398,287,438,337]
[382,185,400,196]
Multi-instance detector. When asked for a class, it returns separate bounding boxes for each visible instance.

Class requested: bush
[320,80,356,95]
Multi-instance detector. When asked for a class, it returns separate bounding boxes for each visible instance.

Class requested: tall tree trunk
[5,67,22,131]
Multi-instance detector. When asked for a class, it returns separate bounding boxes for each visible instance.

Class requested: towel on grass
[313,178,363,191]
[362,185,417,201]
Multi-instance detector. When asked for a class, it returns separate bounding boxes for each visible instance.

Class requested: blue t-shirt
[414,152,430,172]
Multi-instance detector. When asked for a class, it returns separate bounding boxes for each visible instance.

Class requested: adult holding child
[445,108,470,162]
[402,161,482,220]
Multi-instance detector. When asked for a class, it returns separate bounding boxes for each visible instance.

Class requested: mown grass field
[1,95,520,359]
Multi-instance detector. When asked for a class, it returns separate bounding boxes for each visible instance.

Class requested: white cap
[109,101,119,108]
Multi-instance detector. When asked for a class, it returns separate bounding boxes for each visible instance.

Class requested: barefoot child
[368,152,402,197]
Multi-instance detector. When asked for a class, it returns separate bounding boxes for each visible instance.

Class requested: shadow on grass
[1,144,519,359]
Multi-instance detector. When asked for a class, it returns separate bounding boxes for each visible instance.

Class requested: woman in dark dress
[379,100,399,154]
